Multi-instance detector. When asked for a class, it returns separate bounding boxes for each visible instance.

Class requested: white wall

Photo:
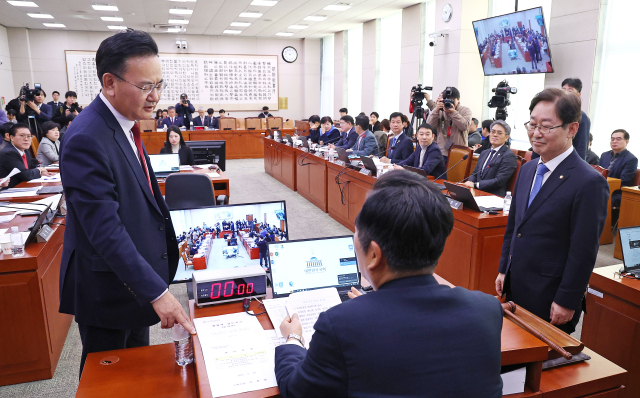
[0,25,15,108]
[400,4,423,117]
[5,27,320,120]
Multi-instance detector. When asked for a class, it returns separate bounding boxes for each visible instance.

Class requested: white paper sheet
[179,165,194,171]
[206,172,220,178]
[0,194,61,214]
[0,168,21,185]
[474,195,505,210]
[263,297,290,338]
[0,213,16,223]
[263,329,286,350]
[194,312,278,398]
[285,287,342,348]
[28,174,61,183]
[0,187,40,199]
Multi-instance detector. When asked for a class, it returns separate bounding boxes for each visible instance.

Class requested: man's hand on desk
[328,144,336,149]
[550,302,575,326]
[280,313,303,338]
[380,156,390,164]
[346,149,353,152]
[347,286,362,299]
[151,291,197,334]
[495,273,505,297]
[38,167,53,176]
[463,181,475,189]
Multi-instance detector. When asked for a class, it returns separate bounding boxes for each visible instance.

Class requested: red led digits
[237,284,245,295]
[223,281,234,297]
[247,283,254,294]
[210,283,221,299]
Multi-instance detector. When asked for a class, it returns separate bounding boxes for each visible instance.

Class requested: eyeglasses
[111,72,167,96]
[611,137,625,142]
[489,129,505,136]
[15,133,32,140]
[524,121,565,135]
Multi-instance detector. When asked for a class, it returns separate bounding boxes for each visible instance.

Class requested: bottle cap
[506,191,511,195]
[172,324,190,341]
[11,226,18,233]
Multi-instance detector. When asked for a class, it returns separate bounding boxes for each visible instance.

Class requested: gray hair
[198,106,204,111]
[490,119,511,136]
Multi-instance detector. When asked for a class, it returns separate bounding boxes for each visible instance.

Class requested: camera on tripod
[411,84,432,104]
[20,83,41,103]
[443,87,456,109]
[488,80,517,120]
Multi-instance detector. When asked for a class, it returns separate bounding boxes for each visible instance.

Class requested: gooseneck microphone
[434,154,468,181]
[456,169,480,184]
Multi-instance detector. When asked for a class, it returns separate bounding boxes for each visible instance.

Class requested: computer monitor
[170,200,289,283]
[619,226,640,275]
[148,154,180,176]
[185,140,226,171]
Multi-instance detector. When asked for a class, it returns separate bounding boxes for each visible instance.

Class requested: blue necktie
[528,163,550,208]
[389,137,397,157]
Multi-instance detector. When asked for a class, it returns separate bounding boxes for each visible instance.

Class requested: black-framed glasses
[111,72,167,96]
[524,121,565,135]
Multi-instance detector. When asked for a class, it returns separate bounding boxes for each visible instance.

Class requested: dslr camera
[180,93,189,105]
[443,87,456,109]
[20,83,41,103]
[488,80,517,120]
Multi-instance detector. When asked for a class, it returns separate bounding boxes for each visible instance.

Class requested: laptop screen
[619,226,640,272]
[148,154,180,173]
[269,236,360,296]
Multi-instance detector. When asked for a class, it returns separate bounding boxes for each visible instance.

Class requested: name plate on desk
[359,168,372,176]
[335,160,345,166]
[301,147,309,153]
[314,152,324,158]
[447,197,463,210]
[36,224,54,243]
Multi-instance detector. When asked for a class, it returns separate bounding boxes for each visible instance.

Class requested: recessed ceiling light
[169,8,193,15]
[323,3,351,11]
[304,15,327,21]
[7,1,38,7]
[168,19,189,24]
[107,25,127,30]
[250,0,277,5]
[167,27,185,32]
[288,24,308,30]
[223,30,242,34]
[27,13,52,18]
[275,32,293,36]
[91,4,118,11]
[230,22,251,27]
[43,23,65,28]
[239,12,262,18]
[101,16,123,21]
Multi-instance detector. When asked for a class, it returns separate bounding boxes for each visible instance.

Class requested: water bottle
[10,226,24,257]
[503,191,512,216]
[172,324,194,366]
[329,148,335,162]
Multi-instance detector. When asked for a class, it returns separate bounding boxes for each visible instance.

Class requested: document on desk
[0,168,20,185]
[194,312,278,397]
[474,195,505,210]
[0,187,40,199]
[263,297,289,338]
[285,287,342,348]
[0,194,61,214]
[29,174,61,183]
[206,172,220,178]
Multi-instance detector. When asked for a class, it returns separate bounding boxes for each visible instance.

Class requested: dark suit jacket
[59,96,179,329]
[398,141,446,178]
[210,116,219,129]
[586,149,599,165]
[193,115,210,127]
[0,144,41,188]
[319,128,340,144]
[499,149,609,333]
[18,102,52,133]
[307,128,321,144]
[573,111,590,160]
[387,132,414,164]
[335,127,358,149]
[258,112,273,118]
[469,145,518,197]
[275,275,503,398]
[599,149,638,207]
[474,136,491,154]
[162,117,184,128]
[160,145,195,166]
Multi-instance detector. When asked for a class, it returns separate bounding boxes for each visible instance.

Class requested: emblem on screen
[305,257,326,274]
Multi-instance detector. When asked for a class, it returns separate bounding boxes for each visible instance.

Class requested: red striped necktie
[131,122,154,196]
[21,153,28,168]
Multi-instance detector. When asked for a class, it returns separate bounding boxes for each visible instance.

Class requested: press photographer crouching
[426,86,472,163]
[17,84,52,139]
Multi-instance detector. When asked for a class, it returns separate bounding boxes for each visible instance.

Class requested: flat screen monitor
[472,7,553,76]
[185,140,226,171]
[170,200,288,283]
[148,154,180,173]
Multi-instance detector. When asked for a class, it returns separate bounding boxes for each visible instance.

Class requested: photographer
[17,87,52,138]
[426,87,472,162]
[175,93,195,129]
[52,91,83,127]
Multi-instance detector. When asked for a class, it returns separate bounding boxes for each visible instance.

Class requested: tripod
[409,102,429,138]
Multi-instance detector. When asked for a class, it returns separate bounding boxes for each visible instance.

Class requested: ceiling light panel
[7,1,38,6]
[101,16,123,21]
[169,0,196,2]
[43,23,65,27]
[323,3,351,11]
[275,32,293,36]
[288,25,308,29]
[27,13,52,18]
[250,0,277,5]
[239,12,262,18]
[169,8,193,15]
[304,15,327,21]
[92,4,118,11]
[230,22,251,27]
[223,30,242,34]
[107,25,127,30]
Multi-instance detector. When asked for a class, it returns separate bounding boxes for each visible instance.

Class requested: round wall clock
[442,3,453,22]
[282,46,298,63]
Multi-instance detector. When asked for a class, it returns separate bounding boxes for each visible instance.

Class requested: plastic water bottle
[10,226,24,257]
[173,324,193,366]
[503,191,512,216]
[329,148,335,162]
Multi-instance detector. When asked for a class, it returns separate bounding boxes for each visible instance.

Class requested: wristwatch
[475,182,480,189]
[286,333,305,347]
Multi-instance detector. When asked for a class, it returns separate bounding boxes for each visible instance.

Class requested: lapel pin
[559,175,564,179]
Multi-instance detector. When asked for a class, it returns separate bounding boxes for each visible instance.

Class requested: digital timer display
[195,276,267,305]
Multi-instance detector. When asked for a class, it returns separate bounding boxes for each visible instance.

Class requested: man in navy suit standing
[59,29,196,376]
[276,171,503,397]
[599,129,638,207]
[496,88,609,334]
[162,106,183,128]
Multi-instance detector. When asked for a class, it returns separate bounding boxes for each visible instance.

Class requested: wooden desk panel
[141,131,167,155]
[157,168,230,203]
[326,162,376,232]
[294,148,328,212]
[600,178,621,245]
[614,187,640,259]
[262,139,296,191]
[188,130,267,159]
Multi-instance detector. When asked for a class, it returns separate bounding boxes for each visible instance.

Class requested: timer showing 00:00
[210,281,254,299]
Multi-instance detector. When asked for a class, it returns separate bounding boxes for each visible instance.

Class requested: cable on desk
[334,166,352,205]
[243,296,267,316]
[297,152,312,166]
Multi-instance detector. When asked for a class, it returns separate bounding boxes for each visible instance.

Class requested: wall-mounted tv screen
[473,7,553,76]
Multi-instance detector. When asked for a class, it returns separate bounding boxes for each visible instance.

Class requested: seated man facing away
[346,115,378,156]
[395,123,446,178]
[599,129,638,207]
[276,170,504,398]
[464,120,517,197]
[329,115,358,150]
[0,123,52,188]
[379,112,413,164]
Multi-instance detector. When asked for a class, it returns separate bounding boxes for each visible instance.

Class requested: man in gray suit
[347,115,379,157]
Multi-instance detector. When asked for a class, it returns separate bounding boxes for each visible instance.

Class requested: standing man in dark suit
[496,88,609,334]
[599,129,638,207]
[192,107,210,127]
[395,123,446,178]
[277,170,503,397]
[162,106,184,128]
[464,120,517,197]
[328,115,357,150]
[47,90,63,112]
[58,29,196,377]
[0,123,52,187]
[561,78,589,160]
[258,106,272,118]
[175,93,195,129]
[380,112,413,164]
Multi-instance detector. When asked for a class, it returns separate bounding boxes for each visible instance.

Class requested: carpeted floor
[0,158,622,397]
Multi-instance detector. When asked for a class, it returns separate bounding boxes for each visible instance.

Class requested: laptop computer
[148,154,180,178]
[335,147,349,163]
[268,235,361,302]
[444,181,502,212]
[359,156,378,177]
[619,226,640,277]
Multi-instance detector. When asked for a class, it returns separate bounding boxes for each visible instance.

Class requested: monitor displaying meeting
[473,7,553,76]
[170,201,288,283]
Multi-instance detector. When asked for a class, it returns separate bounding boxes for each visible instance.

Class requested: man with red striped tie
[0,123,51,187]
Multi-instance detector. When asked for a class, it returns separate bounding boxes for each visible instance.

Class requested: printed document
[263,297,289,338]
[285,287,342,348]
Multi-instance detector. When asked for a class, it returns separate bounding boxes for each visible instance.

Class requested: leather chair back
[30,136,39,159]
[446,145,473,182]
[165,173,215,210]
[591,164,609,179]
[634,169,640,186]
[508,156,526,194]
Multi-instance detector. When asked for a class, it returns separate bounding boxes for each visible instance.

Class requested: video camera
[410,84,432,105]
[20,83,42,103]
[443,87,456,110]
[488,80,517,121]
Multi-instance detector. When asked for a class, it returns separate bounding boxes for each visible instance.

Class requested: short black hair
[41,121,61,138]
[612,129,630,141]
[354,115,369,130]
[389,112,403,121]
[165,125,187,151]
[262,106,269,111]
[219,109,225,113]
[370,111,379,118]
[444,86,461,100]
[482,119,492,131]
[9,123,31,137]
[355,170,454,272]
[6,109,16,116]
[471,117,479,125]
[167,106,175,110]
[65,91,77,98]
[308,115,320,124]
[207,108,214,115]
[340,115,354,125]
[417,123,434,133]
[52,91,60,95]
[589,133,593,143]
[67,113,76,123]
[339,108,348,113]
[320,116,333,125]
[96,29,159,87]
[529,88,582,125]
[0,124,9,139]
[561,77,583,93]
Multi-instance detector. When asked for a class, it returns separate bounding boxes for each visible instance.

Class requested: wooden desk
[294,148,328,212]
[601,178,622,245]
[188,130,268,160]
[76,343,197,398]
[582,264,640,397]
[157,167,230,203]
[326,161,375,231]
[262,139,296,191]
[614,186,640,259]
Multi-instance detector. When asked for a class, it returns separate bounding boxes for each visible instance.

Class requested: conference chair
[245,117,261,130]
[267,117,283,130]
[181,250,193,270]
[447,145,473,183]
[524,151,533,162]
[634,169,640,186]
[164,173,226,210]
[591,164,609,179]
[508,155,526,194]
[30,136,39,159]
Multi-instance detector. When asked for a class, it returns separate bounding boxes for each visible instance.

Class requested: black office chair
[164,174,226,210]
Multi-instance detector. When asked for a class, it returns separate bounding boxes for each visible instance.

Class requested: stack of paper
[0,187,40,199]
[0,194,62,215]
[29,174,61,183]
[474,195,506,210]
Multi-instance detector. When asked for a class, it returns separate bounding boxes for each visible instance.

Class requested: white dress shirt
[531,145,574,193]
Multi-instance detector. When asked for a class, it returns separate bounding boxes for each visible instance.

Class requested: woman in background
[160,125,195,165]
[318,116,340,146]
[369,112,381,133]
[37,121,61,166]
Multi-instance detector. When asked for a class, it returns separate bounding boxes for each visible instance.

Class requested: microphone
[455,169,480,184]
[434,154,468,181]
